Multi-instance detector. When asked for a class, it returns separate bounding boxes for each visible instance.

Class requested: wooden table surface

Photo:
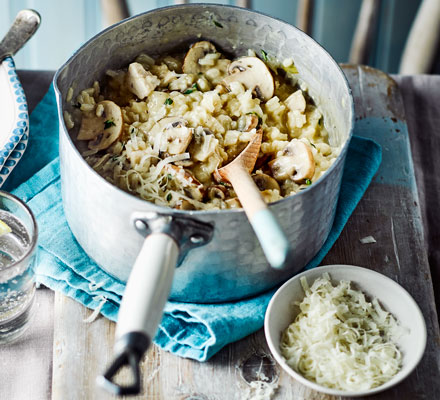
[2,66,440,400]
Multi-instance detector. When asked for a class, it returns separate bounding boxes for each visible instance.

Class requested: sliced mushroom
[205,185,227,201]
[221,57,274,101]
[175,199,196,210]
[126,62,160,99]
[284,90,306,113]
[252,173,280,192]
[268,139,315,183]
[165,164,204,201]
[182,41,217,74]
[77,100,123,151]
[149,117,193,155]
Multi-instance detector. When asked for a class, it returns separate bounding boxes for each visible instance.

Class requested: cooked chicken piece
[284,90,306,112]
[191,127,219,162]
[126,62,160,99]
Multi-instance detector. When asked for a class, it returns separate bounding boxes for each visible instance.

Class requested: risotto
[65,41,340,210]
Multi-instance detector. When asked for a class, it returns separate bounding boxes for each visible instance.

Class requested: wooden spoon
[217,129,290,269]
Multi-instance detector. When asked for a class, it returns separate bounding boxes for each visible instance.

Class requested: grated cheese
[83,295,107,323]
[280,273,402,392]
[360,235,376,244]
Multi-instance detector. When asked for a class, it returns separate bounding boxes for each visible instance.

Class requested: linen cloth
[6,85,381,361]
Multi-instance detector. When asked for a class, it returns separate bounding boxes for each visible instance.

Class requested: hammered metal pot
[54,4,353,394]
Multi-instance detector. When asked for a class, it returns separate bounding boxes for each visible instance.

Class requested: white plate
[0,56,29,188]
[264,264,427,397]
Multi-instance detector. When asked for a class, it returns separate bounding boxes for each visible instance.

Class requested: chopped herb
[166,193,172,201]
[219,181,229,187]
[260,49,269,62]
[167,174,173,180]
[111,155,119,161]
[212,20,223,28]
[282,63,299,74]
[183,83,198,95]
[104,119,116,129]
[73,102,81,109]
[309,141,316,149]
[305,179,312,185]
[129,127,135,134]
[164,98,173,105]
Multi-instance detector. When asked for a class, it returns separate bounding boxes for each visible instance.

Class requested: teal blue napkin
[7,86,381,361]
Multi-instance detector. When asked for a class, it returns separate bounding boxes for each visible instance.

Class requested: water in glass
[0,209,35,343]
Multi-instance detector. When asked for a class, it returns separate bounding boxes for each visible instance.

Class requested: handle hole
[97,350,142,395]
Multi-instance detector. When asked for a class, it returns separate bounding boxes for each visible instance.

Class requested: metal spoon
[217,129,291,269]
[0,9,41,62]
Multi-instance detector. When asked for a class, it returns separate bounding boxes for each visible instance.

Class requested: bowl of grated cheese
[264,264,427,397]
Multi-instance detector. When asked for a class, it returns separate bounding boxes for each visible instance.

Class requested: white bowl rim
[264,264,427,397]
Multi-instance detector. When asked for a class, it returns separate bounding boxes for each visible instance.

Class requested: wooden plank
[323,65,440,399]
[51,66,440,399]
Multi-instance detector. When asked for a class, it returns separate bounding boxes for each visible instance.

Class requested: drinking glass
[0,191,38,344]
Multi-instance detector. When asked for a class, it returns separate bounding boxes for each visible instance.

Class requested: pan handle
[97,232,179,395]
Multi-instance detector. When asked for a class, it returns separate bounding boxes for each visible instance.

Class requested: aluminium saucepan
[54,4,354,395]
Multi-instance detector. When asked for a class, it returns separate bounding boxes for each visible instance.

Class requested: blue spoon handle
[226,166,291,269]
[251,208,291,269]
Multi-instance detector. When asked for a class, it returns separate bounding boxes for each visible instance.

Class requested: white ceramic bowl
[0,56,29,188]
[264,265,427,397]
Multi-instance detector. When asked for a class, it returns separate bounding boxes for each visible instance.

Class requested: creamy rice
[66,42,340,210]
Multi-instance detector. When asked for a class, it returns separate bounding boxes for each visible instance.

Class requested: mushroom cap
[149,116,193,155]
[77,100,123,151]
[221,57,274,101]
[205,185,227,201]
[269,139,315,183]
[182,41,217,74]
[252,173,280,191]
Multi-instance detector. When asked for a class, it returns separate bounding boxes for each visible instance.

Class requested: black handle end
[97,332,150,396]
